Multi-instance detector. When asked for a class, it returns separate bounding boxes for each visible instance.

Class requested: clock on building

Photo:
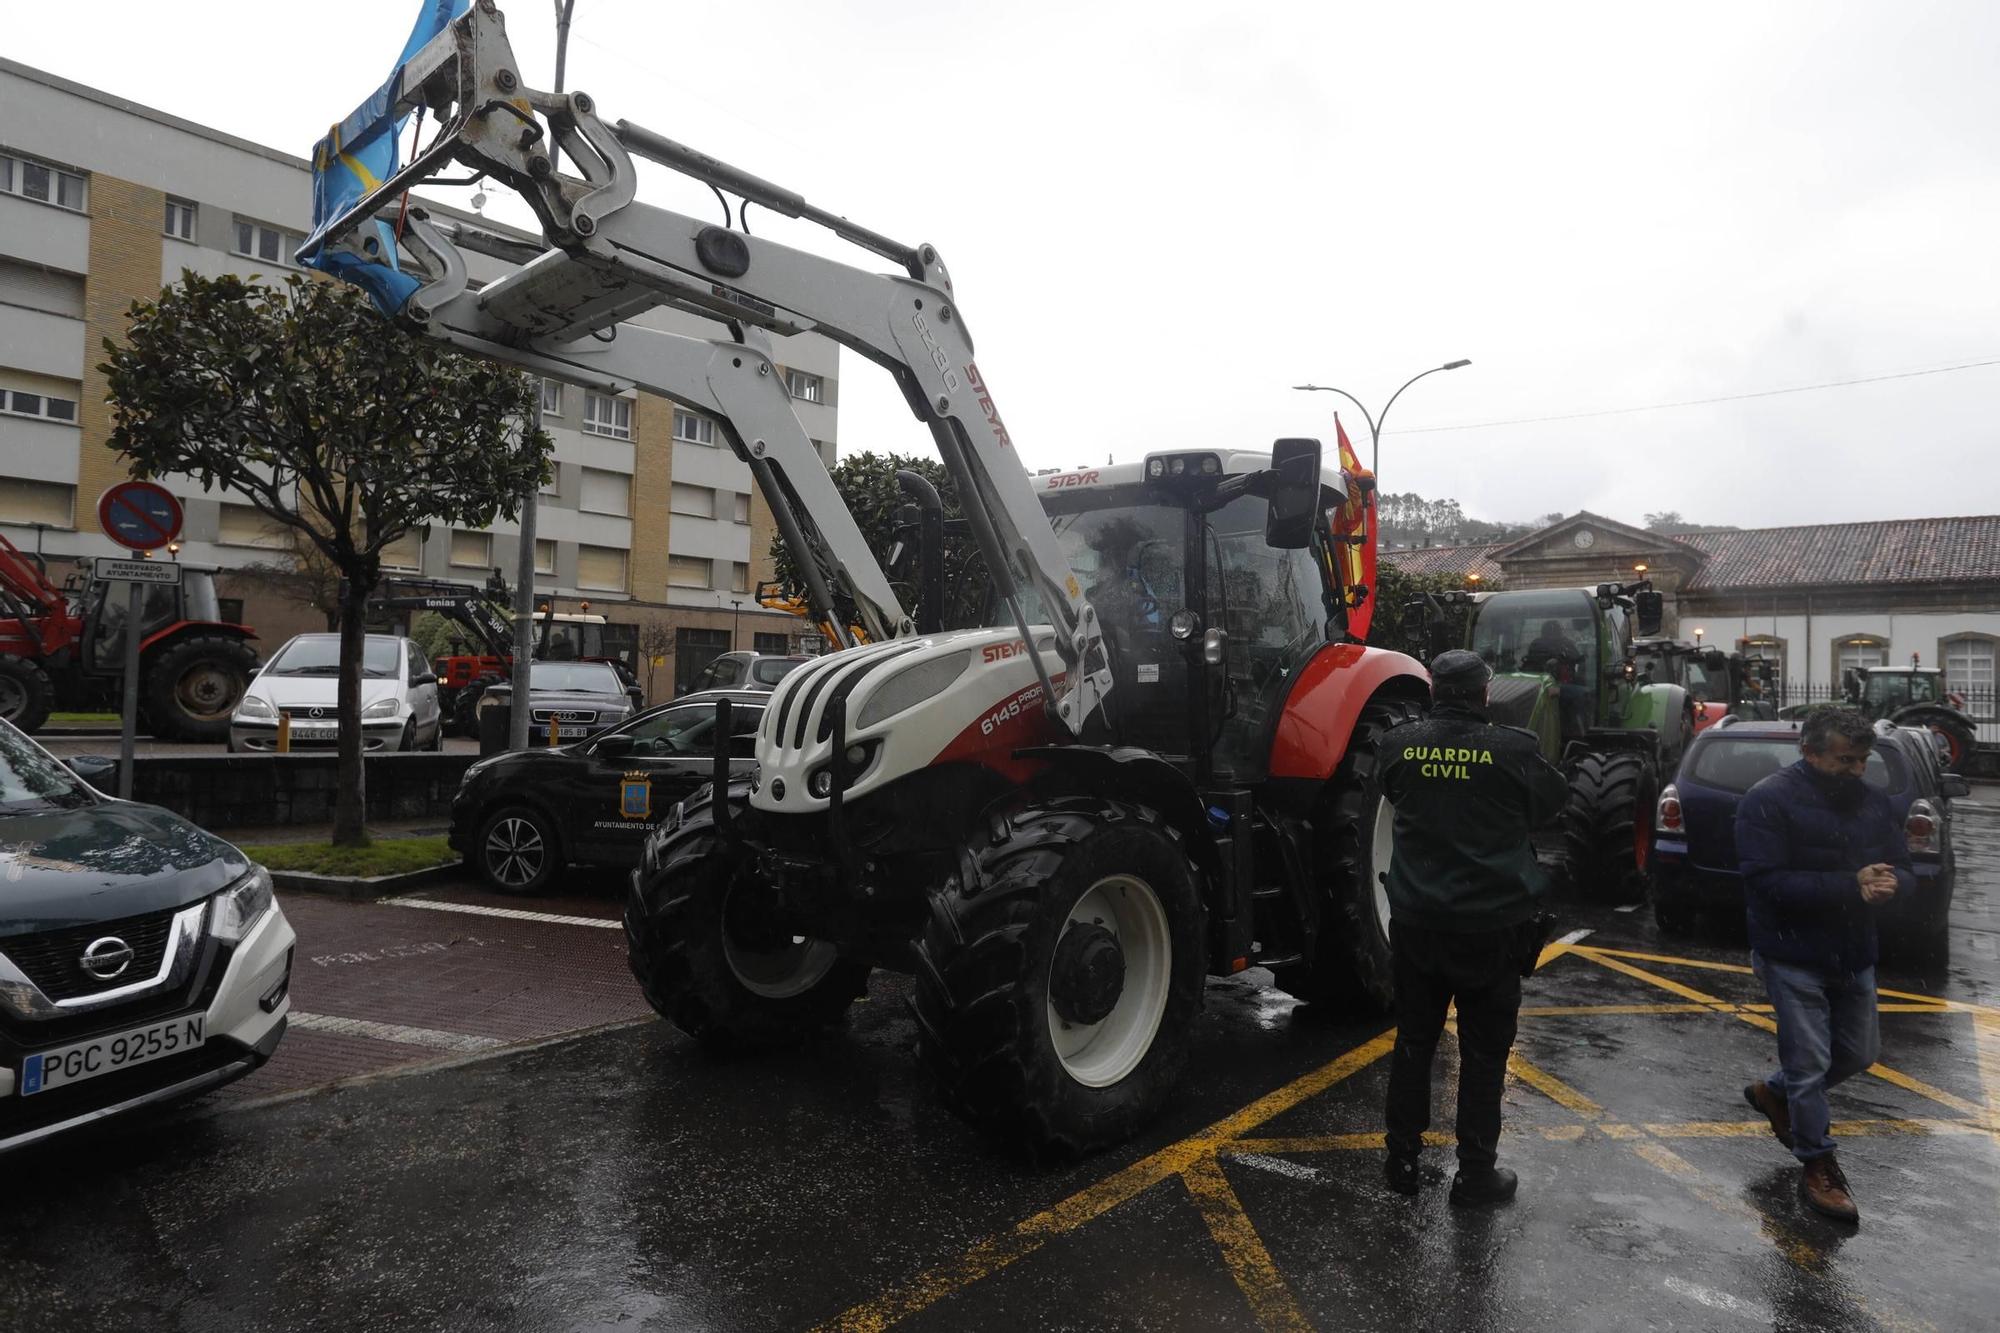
[1572,528,1596,550]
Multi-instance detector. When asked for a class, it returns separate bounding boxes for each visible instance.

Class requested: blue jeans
[1753,952,1881,1162]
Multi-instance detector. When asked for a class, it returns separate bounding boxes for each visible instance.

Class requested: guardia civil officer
[1378,649,1568,1206]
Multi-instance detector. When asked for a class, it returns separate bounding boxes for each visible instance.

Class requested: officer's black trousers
[1383,921,1523,1170]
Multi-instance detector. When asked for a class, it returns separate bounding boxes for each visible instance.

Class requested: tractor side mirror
[1263,438,1323,550]
[1702,648,1728,672]
[1633,590,1664,637]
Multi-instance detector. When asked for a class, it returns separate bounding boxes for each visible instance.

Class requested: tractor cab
[79,568,227,672]
[1023,445,1357,783]
[1850,665,1948,714]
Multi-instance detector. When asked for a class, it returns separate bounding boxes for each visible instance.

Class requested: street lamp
[731,598,745,644]
[1293,358,1471,488]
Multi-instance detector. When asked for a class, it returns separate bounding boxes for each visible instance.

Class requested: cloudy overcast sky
[14,1,1999,530]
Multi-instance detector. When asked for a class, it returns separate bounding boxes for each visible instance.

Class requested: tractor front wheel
[627,789,869,1053]
[1563,750,1658,903]
[913,799,1206,1157]
[1271,697,1425,1015]
[143,636,257,741]
[0,655,53,733]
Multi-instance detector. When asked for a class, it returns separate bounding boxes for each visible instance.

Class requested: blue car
[1650,717,1966,956]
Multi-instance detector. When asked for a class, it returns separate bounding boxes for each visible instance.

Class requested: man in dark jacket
[1379,650,1570,1206]
[1736,707,1912,1225]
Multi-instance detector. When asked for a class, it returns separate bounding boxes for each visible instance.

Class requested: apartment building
[0,58,840,696]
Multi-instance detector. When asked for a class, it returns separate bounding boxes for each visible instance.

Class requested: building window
[535,538,557,575]
[675,626,731,695]
[813,439,835,467]
[1738,636,1786,690]
[673,410,717,446]
[577,543,628,592]
[0,153,86,212]
[232,219,300,266]
[449,530,492,568]
[580,466,632,516]
[216,502,290,549]
[753,632,789,655]
[785,369,825,404]
[539,462,560,498]
[670,483,715,518]
[164,199,196,240]
[1,388,79,424]
[733,493,751,524]
[0,478,76,528]
[731,561,750,594]
[668,555,712,588]
[380,529,424,572]
[582,391,632,439]
[539,379,563,416]
[1835,634,1889,684]
[1943,636,1996,718]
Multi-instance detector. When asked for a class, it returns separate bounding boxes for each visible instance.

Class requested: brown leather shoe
[1744,1082,1793,1148]
[1800,1154,1859,1224]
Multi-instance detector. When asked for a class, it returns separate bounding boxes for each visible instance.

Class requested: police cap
[1429,649,1492,695]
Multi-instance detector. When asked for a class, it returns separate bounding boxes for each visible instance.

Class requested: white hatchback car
[229,633,444,753]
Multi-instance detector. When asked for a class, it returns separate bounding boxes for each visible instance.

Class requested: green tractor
[1781,663,1978,773]
[1414,581,1692,899]
[1634,638,1779,732]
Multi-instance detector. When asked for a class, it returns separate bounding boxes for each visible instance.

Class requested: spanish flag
[1331,416,1378,642]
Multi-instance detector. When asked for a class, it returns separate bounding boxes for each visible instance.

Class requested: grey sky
[15,1,1999,530]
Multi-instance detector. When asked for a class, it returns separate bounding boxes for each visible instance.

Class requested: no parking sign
[97,481,183,552]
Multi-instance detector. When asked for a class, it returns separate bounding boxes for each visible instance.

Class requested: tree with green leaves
[102,273,552,846]
[1371,563,1497,660]
[767,450,988,630]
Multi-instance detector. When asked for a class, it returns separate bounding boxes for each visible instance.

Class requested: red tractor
[0,534,258,739]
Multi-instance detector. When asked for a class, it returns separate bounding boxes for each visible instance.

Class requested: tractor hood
[0,801,248,936]
[752,626,1065,814]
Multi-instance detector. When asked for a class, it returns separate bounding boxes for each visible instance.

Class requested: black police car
[0,721,294,1153]
[1651,717,1966,954]
[450,689,765,894]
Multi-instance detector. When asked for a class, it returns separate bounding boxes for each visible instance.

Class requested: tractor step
[1253,952,1303,969]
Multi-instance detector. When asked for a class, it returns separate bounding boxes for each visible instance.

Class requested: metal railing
[1758,681,1999,746]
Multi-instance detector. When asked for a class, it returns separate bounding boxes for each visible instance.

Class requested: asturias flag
[1331,416,1378,642]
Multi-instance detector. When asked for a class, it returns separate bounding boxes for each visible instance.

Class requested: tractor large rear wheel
[626,789,869,1053]
[0,655,53,734]
[912,799,1206,1157]
[1563,749,1658,902]
[1271,697,1424,1015]
[1902,709,1976,774]
[143,636,256,741]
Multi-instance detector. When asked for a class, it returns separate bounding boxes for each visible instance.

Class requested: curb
[269,861,463,902]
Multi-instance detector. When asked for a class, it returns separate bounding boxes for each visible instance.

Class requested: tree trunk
[331,576,373,847]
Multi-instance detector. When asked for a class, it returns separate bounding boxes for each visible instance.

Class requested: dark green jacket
[1378,702,1569,932]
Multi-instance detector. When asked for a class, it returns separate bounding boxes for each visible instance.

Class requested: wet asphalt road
[4,802,1998,1332]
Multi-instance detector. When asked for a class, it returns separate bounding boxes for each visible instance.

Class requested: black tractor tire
[0,655,53,734]
[1563,749,1658,903]
[474,803,564,896]
[1270,697,1425,1015]
[627,789,869,1054]
[911,798,1206,1158]
[1903,710,1977,774]
[143,636,257,741]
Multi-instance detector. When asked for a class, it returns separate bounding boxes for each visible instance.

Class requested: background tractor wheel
[912,799,1206,1158]
[0,655,53,734]
[143,636,256,741]
[1271,697,1424,1015]
[1904,710,1976,774]
[1563,749,1658,903]
[626,787,868,1053]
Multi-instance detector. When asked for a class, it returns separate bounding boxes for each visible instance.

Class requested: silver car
[228,633,444,753]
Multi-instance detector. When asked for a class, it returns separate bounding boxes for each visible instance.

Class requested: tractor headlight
[1169,610,1200,641]
[363,697,401,719]
[855,650,972,730]
[212,865,274,944]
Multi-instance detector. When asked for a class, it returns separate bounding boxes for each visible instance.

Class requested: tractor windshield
[1471,589,1599,684]
[1865,672,1938,709]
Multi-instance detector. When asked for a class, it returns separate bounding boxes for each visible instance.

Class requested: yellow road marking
[1573,946,1989,1120]
[1627,1140,1828,1272]
[1586,946,1990,1015]
[1181,1154,1314,1333]
[1518,1002,1711,1015]
[819,1032,1397,1331]
[1507,1051,1606,1119]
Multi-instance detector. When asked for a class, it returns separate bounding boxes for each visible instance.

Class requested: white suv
[0,720,294,1152]
[230,633,444,752]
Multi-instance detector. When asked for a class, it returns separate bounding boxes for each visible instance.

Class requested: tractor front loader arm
[300,0,1111,733]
